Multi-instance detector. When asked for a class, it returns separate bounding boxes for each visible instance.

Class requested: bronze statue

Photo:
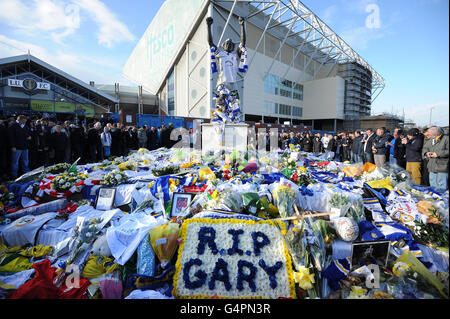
[206,16,247,123]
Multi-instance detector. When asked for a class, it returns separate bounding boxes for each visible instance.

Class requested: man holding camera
[422,126,449,193]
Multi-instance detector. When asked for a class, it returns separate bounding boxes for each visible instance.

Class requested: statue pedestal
[201,123,248,155]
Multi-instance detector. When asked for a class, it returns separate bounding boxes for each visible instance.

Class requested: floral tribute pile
[0,146,448,300]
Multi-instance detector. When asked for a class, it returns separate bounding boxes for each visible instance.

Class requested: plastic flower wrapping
[272,180,299,218]
[50,172,88,193]
[100,170,128,187]
[43,163,71,175]
[0,185,15,207]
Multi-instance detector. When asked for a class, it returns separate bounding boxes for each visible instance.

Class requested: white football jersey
[217,50,238,84]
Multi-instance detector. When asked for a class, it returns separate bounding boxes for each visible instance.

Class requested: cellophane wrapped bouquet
[272,179,299,218]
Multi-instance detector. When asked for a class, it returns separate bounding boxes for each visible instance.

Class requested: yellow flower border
[173,217,296,299]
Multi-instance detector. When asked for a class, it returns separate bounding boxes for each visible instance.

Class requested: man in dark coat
[361,128,376,164]
[312,136,323,153]
[147,126,159,150]
[70,125,85,163]
[301,133,313,152]
[372,127,390,168]
[110,123,122,156]
[394,129,407,169]
[87,122,101,162]
[51,125,68,164]
[8,115,31,178]
[351,131,363,163]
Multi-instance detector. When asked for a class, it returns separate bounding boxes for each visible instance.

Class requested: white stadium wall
[123,0,209,95]
[174,11,211,119]
[302,76,345,120]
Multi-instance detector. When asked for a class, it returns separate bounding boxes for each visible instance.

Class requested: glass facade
[264,73,303,101]
[292,106,303,117]
[263,72,303,118]
[263,73,279,95]
[278,104,291,116]
[167,68,175,116]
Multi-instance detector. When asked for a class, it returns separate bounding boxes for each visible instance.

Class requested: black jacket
[351,136,363,155]
[70,127,85,148]
[405,135,424,162]
[372,133,390,156]
[313,138,323,153]
[87,128,100,146]
[8,122,30,150]
[394,138,406,160]
[148,130,159,149]
[327,138,337,152]
[51,132,68,152]
[362,134,376,154]
[302,137,313,152]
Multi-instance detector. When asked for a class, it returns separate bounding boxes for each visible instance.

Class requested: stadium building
[0,54,117,121]
[123,0,385,132]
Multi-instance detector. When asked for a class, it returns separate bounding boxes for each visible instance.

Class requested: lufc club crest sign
[8,78,51,92]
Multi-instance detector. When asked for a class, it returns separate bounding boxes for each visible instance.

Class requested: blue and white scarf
[238,44,248,73]
[210,45,218,73]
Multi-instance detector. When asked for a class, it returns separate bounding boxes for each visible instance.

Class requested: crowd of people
[1,114,448,193]
[0,115,180,182]
[278,126,449,193]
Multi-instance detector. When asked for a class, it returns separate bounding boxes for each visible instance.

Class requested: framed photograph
[170,192,194,217]
[351,240,391,269]
[95,187,116,211]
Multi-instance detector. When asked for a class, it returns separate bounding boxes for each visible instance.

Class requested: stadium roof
[212,0,386,101]
[0,54,119,107]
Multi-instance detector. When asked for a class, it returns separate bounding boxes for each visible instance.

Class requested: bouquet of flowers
[91,159,113,171]
[50,172,88,193]
[44,163,71,175]
[273,180,299,218]
[100,170,128,187]
[0,185,14,207]
[290,168,313,187]
[152,165,180,177]
[117,161,136,171]
[206,188,243,212]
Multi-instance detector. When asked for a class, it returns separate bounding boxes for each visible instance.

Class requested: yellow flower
[143,160,149,165]
[181,162,193,169]
[347,286,368,299]
[294,266,315,290]
[147,181,155,189]
[298,167,307,172]
[289,144,295,150]
[392,262,410,277]
[211,190,219,200]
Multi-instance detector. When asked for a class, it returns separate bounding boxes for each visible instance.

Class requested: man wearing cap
[422,126,449,193]
[403,128,424,185]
